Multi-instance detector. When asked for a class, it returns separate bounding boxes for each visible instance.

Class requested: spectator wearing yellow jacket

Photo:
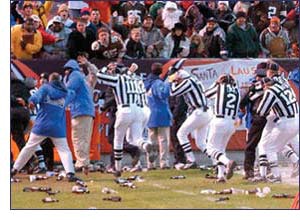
[11,17,43,60]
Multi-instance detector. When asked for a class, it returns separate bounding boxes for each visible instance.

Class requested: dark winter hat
[144,13,153,20]
[267,63,279,72]
[236,11,247,19]
[256,62,268,70]
[207,17,217,23]
[172,22,187,32]
[255,69,266,78]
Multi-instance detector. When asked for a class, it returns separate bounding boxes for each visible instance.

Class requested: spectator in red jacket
[31,15,56,46]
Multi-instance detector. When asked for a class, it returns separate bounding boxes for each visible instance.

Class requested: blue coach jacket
[144,73,172,128]
[63,59,95,119]
[30,81,74,138]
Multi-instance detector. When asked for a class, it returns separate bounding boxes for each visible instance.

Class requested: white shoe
[174,163,185,170]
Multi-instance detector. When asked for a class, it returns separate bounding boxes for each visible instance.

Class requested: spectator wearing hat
[181,1,205,37]
[226,11,260,58]
[21,2,34,22]
[68,1,88,19]
[161,22,190,58]
[155,1,185,36]
[199,17,227,58]
[44,16,72,59]
[233,1,251,15]
[11,17,43,60]
[141,14,164,58]
[57,3,73,29]
[260,16,291,58]
[91,27,125,61]
[144,63,172,169]
[78,7,97,37]
[124,27,146,59]
[31,15,57,46]
[67,18,96,59]
[149,1,165,19]
[237,62,268,179]
[215,1,235,32]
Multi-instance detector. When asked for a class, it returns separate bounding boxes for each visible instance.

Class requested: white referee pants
[13,132,75,174]
[257,116,299,177]
[177,108,212,162]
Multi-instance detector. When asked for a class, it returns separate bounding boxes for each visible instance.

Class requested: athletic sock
[35,149,46,169]
[181,143,195,162]
[114,149,123,171]
[259,154,268,177]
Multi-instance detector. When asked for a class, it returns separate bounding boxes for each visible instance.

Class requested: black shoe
[33,167,47,174]
[226,160,237,180]
[66,173,82,182]
[11,168,18,177]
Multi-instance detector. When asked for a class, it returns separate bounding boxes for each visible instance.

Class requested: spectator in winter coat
[11,17,43,60]
[199,17,228,58]
[63,59,95,175]
[57,3,73,29]
[182,1,205,37]
[144,63,172,169]
[119,1,147,23]
[226,11,260,58]
[124,27,146,59]
[141,14,164,58]
[161,22,190,58]
[44,16,71,59]
[214,1,235,32]
[260,16,291,58]
[248,1,269,35]
[67,18,96,59]
[90,8,111,32]
[91,27,126,61]
[24,1,53,29]
[31,15,56,46]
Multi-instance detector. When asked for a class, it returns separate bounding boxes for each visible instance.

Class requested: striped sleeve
[170,79,192,96]
[257,89,276,116]
[96,71,119,88]
[205,82,218,99]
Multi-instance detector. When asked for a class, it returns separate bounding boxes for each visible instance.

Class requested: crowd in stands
[11,0,300,60]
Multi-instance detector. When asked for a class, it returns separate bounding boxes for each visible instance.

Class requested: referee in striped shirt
[204,74,240,182]
[254,63,299,182]
[169,69,213,170]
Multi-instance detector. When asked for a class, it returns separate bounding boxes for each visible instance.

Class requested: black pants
[244,116,267,173]
[107,112,140,167]
[171,117,187,164]
[11,107,30,152]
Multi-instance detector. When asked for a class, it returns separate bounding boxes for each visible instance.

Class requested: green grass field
[11,169,298,209]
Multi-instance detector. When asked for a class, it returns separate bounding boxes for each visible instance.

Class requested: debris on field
[72,185,90,194]
[103,196,122,202]
[23,186,52,192]
[256,192,267,198]
[29,175,48,182]
[11,178,21,183]
[46,190,60,195]
[101,187,118,194]
[42,197,59,203]
[216,189,232,195]
[215,197,230,202]
[76,180,87,187]
[120,181,137,189]
[170,175,186,179]
[46,171,57,177]
[272,193,295,198]
[200,189,217,195]
[199,165,214,171]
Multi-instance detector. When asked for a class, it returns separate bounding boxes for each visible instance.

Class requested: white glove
[91,41,100,51]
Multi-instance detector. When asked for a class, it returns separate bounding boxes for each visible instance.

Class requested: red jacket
[38,26,56,45]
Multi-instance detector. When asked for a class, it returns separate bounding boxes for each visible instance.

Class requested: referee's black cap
[267,63,279,71]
